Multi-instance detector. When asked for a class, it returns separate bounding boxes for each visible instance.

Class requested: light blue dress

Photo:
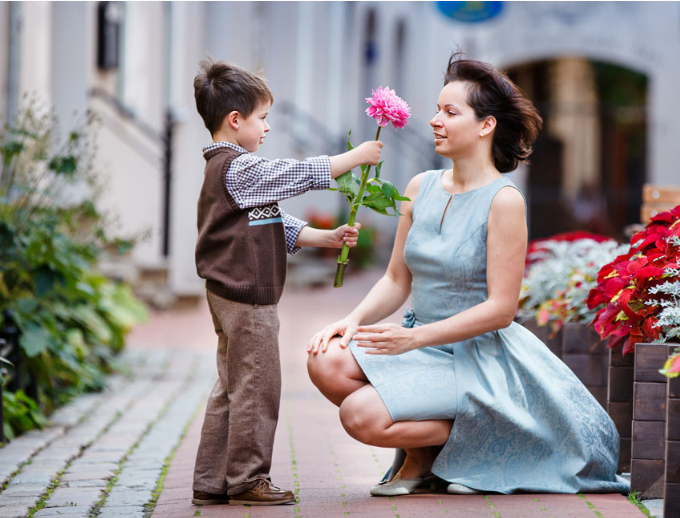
[349,170,629,494]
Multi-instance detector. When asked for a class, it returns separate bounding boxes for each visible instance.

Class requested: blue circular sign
[436,1,504,23]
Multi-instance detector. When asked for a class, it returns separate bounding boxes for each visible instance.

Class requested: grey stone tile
[0,504,31,518]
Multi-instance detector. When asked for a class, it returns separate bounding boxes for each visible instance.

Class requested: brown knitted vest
[195,146,287,305]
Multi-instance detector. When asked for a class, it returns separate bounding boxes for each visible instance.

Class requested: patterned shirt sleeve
[227,154,331,210]
[282,210,307,255]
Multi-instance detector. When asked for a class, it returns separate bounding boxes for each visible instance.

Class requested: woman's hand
[354,323,418,355]
[307,318,360,355]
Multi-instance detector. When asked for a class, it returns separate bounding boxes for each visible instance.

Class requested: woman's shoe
[446,482,481,495]
[370,473,425,496]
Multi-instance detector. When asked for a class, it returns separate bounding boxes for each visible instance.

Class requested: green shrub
[0,100,147,440]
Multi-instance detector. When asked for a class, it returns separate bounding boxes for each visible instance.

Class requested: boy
[191,58,382,506]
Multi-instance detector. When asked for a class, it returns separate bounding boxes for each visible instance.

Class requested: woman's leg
[339,384,452,478]
[307,338,368,406]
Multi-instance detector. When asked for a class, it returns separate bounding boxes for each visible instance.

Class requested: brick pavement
[138,269,647,518]
[0,268,651,517]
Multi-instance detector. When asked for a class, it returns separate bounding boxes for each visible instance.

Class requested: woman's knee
[307,338,346,386]
[339,390,391,444]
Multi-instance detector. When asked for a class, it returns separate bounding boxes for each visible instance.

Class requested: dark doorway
[507,59,647,241]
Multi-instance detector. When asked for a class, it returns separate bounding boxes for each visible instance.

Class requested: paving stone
[60,469,116,482]
[60,478,108,488]
[33,506,92,517]
[6,470,54,486]
[103,490,153,507]
[0,504,31,518]
[0,484,45,497]
[66,462,119,473]
[44,487,102,508]
[98,508,146,518]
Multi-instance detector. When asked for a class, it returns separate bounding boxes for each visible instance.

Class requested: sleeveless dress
[348,170,629,494]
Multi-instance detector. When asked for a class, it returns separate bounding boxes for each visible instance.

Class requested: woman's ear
[480,116,497,137]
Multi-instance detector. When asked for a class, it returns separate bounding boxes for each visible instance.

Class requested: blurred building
[1,1,679,300]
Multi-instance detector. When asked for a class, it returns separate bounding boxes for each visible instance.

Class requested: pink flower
[365,86,411,130]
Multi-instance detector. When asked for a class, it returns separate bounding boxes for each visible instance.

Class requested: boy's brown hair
[193,58,274,135]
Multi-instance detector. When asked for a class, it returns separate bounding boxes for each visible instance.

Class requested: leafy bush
[0,101,147,440]
[519,236,629,334]
[587,206,680,354]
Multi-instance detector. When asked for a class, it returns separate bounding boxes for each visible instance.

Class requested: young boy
[191,58,382,506]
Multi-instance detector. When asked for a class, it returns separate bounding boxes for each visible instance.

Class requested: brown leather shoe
[228,478,295,506]
[192,490,229,505]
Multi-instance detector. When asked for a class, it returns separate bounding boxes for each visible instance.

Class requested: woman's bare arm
[307,173,426,353]
[354,185,526,355]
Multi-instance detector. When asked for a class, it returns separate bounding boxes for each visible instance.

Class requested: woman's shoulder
[406,169,444,197]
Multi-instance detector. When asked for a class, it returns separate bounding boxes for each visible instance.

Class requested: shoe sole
[229,497,295,506]
[191,498,230,505]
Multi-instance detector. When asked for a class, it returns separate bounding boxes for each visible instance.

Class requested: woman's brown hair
[445,52,543,173]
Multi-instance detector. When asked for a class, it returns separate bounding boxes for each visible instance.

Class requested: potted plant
[519,233,628,407]
[587,206,680,494]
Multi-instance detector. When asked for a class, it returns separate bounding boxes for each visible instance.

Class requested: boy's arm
[227,141,382,210]
[282,211,307,255]
[295,223,361,249]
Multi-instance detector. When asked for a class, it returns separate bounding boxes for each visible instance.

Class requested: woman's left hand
[354,323,417,355]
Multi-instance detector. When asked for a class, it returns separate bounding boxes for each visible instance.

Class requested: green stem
[334,125,382,287]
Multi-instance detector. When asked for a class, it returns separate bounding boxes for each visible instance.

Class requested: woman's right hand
[307,318,359,355]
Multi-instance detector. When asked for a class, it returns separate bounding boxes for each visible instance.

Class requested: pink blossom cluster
[365,86,411,130]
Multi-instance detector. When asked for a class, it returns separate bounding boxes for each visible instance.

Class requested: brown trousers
[193,291,281,495]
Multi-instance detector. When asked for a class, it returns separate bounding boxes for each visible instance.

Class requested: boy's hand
[329,141,383,178]
[329,223,362,249]
[355,140,383,166]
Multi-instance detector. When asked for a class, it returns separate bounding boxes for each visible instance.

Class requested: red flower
[587,205,680,354]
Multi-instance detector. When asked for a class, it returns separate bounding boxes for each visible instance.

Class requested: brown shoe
[228,478,295,506]
[192,490,229,505]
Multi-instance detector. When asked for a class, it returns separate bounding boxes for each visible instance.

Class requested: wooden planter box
[666,373,680,518]
[630,343,676,498]
[607,345,634,473]
[561,323,608,407]
[520,318,563,358]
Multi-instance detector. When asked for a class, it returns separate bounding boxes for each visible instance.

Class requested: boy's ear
[227,111,240,130]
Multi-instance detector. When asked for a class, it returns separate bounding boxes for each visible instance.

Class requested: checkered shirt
[203,141,331,254]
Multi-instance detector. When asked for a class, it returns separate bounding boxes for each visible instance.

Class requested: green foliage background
[0,101,147,441]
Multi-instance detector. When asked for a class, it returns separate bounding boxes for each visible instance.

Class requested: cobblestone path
[0,269,650,517]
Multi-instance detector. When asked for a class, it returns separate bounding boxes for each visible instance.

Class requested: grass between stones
[626,492,652,516]
[90,360,199,518]
[26,459,72,517]
[142,399,206,518]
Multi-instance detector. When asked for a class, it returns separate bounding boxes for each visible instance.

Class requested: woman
[306,53,628,496]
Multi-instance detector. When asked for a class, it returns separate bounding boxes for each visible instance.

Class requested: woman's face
[430,81,486,159]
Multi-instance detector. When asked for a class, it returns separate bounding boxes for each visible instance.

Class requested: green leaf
[381,180,397,199]
[346,129,354,151]
[1,141,25,166]
[20,323,52,357]
[33,266,65,297]
[48,155,77,176]
[375,161,383,179]
[364,191,394,209]
[115,238,134,256]
[72,305,113,344]
[334,171,356,195]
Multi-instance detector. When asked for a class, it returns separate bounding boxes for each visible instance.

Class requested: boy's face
[237,101,271,152]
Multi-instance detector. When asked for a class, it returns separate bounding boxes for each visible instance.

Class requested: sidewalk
[0,268,650,517]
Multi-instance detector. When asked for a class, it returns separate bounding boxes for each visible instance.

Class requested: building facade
[1,1,679,297]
